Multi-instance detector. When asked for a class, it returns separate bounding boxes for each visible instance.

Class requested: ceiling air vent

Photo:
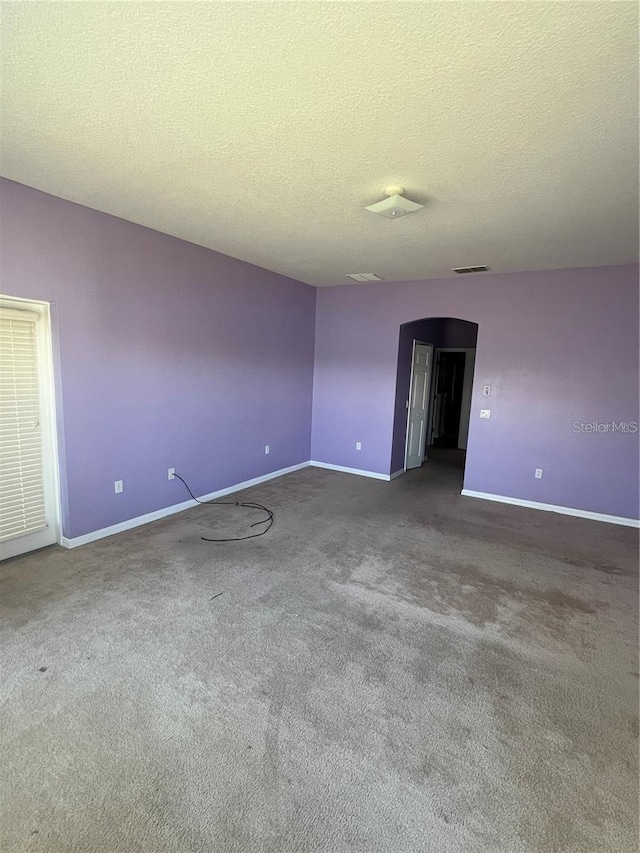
[452,265,490,274]
[346,273,384,282]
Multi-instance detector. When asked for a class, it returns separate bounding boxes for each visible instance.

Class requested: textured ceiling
[1,2,638,286]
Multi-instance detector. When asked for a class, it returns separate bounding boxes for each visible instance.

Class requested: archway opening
[390,317,479,488]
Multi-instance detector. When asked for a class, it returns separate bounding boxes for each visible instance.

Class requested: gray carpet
[1,451,638,853]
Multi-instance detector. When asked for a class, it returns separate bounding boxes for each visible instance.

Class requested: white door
[0,300,60,560]
[404,341,433,470]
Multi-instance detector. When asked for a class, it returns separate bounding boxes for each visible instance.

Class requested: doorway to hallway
[431,350,466,448]
[430,347,476,450]
[391,317,478,483]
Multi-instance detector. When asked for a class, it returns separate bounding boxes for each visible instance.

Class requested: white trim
[61,462,310,549]
[389,469,405,480]
[309,461,391,481]
[461,489,640,528]
[37,302,62,545]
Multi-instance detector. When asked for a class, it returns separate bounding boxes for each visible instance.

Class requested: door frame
[404,340,434,472]
[428,347,476,450]
[0,295,62,559]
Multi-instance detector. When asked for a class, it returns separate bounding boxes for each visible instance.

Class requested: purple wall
[391,318,478,473]
[2,178,638,534]
[312,266,640,520]
[0,179,316,538]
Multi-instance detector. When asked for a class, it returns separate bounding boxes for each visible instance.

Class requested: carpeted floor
[1,451,638,853]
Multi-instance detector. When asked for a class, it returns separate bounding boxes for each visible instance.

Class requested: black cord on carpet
[173,473,274,542]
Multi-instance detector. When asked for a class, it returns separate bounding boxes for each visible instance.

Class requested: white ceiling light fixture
[364,186,424,219]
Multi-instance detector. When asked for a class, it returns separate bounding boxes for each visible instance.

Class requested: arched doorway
[390,317,479,485]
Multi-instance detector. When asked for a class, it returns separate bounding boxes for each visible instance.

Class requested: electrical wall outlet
[356,441,362,451]
[264,445,270,455]
[480,409,491,419]
[483,385,491,396]
[535,468,543,479]
[168,468,175,480]
[114,480,123,494]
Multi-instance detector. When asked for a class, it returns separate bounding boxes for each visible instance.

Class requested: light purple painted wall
[0,179,316,538]
[391,318,478,474]
[312,266,640,520]
[2,178,638,533]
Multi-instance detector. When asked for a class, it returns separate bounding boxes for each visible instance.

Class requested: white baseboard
[389,469,405,480]
[309,461,391,481]
[461,489,640,528]
[61,462,311,549]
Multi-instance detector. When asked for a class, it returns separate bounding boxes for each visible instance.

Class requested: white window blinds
[0,307,47,543]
